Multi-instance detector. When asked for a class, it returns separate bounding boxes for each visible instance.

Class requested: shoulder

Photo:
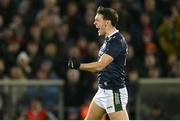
[108,32,127,45]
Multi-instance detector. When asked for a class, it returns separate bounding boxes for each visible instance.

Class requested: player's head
[94,6,118,36]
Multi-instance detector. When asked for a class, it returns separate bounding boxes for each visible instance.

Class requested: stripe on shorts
[113,89,122,111]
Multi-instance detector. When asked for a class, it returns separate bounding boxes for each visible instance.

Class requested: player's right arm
[80,53,113,72]
[68,37,124,72]
[68,53,113,72]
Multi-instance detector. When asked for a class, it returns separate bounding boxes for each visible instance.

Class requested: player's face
[94,14,107,36]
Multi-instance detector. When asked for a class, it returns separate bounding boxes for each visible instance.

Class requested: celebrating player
[68,6,129,120]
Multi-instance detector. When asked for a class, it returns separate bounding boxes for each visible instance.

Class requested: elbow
[96,67,103,72]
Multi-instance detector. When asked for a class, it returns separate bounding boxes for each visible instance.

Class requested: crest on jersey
[98,51,104,58]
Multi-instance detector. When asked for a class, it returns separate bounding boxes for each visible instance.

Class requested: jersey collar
[107,29,119,38]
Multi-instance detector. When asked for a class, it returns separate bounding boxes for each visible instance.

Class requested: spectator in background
[131,12,152,59]
[26,41,41,77]
[64,69,83,119]
[28,24,42,44]
[16,0,31,26]
[144,0,162,31]
[80,41,99,65]
[66,107,80,120]
[35,0,61,48]
[0,0,14,26]
[65,1,82,39]
[17,52,31,78]
[43,43,58,61]
[122,31,140,71]
[64,69,82,106]
[80,99,91,120]
[127,70,140,120]
[148,66,161,78]
[41,42,66,78]
[158,5,180,58]
[141,54,161,77]
[9,15,25,44]
[150,104,165,120]
[25,98,57,120]
[76,37,88,57]
[9,66,26,79]
[110,0,132,31]
[55,22,74,53]
[68,46,81,59]
[40,60,58,79]
[142,23,157,55]
[36,0,61,31]
[166,53,178,77]
[80,2,97,42]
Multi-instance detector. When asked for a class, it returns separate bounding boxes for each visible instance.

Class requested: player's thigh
[108,109,129,120]
[85,101,106,120]
[105,87,129,120]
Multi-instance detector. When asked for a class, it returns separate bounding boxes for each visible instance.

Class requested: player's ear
[105,20,109,27]
[106,20,111,26]
[106,21,108,25]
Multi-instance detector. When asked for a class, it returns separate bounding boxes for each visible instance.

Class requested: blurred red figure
[80,100,110,120]
[26,99,47,120]
[80,100,91,119]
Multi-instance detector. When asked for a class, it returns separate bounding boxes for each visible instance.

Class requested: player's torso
[97,32,128,89]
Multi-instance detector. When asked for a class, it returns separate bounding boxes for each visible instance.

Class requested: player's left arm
[80,53,113,72]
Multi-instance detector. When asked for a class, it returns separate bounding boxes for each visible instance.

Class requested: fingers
[68,57,80,69]
[68,59,73,69]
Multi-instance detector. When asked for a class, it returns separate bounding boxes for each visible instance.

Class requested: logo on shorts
[107,106,113,109]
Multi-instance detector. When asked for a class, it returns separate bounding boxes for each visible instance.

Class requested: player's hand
[68,57,80,69]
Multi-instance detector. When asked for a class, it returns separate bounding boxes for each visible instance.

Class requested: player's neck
[105,27,117,38]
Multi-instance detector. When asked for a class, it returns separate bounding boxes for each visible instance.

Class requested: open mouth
[95,25,101,34]
[96,27,100,33]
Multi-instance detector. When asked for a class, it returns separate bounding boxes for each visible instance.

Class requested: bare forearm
[80,61,103,72]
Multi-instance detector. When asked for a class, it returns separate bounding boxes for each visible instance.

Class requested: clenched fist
[68,57,80,69]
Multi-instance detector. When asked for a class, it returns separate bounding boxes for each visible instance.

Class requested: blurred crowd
[0,0,180,120]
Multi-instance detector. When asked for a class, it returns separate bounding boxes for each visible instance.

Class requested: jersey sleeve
[104,38,124,59]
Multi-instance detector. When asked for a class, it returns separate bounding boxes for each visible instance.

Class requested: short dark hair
[96,6,118,27]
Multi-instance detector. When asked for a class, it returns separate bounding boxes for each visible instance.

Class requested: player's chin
[98,31,104,36]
